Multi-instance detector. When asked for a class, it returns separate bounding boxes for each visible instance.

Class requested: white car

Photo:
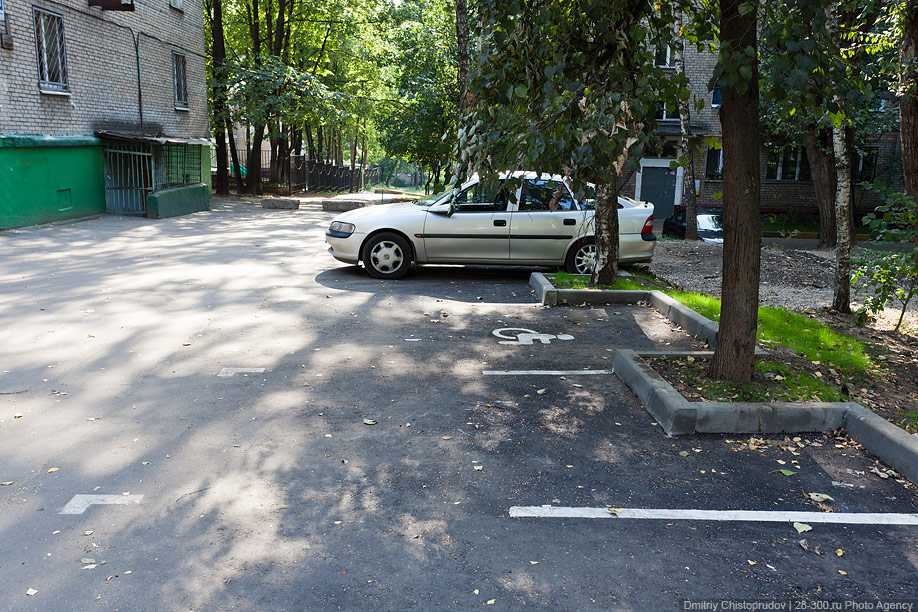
[325,172,656,279]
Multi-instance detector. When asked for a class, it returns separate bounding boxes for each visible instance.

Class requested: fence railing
[213,149,382,194]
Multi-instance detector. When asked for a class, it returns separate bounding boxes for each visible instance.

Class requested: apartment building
[0,0,210,229]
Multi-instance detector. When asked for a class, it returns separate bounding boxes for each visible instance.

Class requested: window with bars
[655,43,673,67]
[705,145,723,180]
[34,8,68,92]
[172,52,188,108]
[154,144,201,191]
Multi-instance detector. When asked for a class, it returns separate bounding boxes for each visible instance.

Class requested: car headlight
[329,221,356,236]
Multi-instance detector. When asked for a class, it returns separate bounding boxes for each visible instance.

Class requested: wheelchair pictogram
[492,328,575,345]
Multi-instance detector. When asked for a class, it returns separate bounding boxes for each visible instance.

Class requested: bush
[852,181,918,332]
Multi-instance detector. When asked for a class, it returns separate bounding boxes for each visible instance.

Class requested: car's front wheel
[362,232,412,279]
[565,240,596,275]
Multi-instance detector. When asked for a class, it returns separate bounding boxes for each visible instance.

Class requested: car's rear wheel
[565,240,596,275]
[362,232,412,279]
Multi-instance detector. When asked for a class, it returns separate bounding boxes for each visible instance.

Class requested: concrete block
[261,198,300,210]
[322,200,366,212]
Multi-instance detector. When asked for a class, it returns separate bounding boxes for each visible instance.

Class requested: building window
[655,43,673,67]
[766,148,811,181]
[655,102,679,121]
[172,52,188,108]
[712,82,722,107]
[154,144,202,190]
[34,8,68,92]
[854,148,878,183]
[705,146,723,180]
[169,0,184,10]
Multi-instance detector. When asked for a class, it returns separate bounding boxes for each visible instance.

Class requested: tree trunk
[901,0,918,200]
[709,0,761,383]
[802,122,837,248]
[246,123,266,195]
[674,11,698,241]
[456,0,470,103]
[210,0,230,195]
[227,119,244,192]
[349,123,358,192]
[832,113,853,313]
[592,178,620,285]
[360,120,368,190]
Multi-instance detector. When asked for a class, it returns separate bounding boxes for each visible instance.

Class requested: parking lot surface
[1,199,916,611]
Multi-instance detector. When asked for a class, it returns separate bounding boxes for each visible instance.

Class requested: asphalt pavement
[1,198,916,611]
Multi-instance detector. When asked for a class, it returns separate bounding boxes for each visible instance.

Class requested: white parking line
[218,367,266,377]
[508,506,918,525]
[60,494,144,515]
[483,370,613,376]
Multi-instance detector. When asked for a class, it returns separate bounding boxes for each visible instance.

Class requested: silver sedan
[325,172,656,279]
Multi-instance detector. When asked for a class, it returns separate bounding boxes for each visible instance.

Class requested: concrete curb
[528,273,918,484]
[261,198,300,210]
[613,350,918,486]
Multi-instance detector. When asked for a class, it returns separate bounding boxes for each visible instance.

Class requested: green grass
[546,271,653,291]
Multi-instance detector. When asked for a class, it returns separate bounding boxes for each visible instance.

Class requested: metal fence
[259,151,378,193]
[105,141,203,215]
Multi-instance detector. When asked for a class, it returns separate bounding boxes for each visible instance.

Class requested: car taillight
[641,215,654,235]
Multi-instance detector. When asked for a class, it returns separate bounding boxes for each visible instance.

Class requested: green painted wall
[201,145,213,194]
[0,138,105,230]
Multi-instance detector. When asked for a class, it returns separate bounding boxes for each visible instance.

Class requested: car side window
[520,179,576,212]
[454,178,508,212]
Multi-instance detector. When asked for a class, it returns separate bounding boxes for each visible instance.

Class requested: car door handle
[563,218,576,226]
[493,219,507,227]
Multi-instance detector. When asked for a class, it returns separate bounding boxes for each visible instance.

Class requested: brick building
[619,41,901,224]
[0,0,211,230]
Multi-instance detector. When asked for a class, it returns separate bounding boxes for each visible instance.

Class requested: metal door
[638,165,678,219]
[103,144,153,215]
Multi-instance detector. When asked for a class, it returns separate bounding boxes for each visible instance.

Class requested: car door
[509,177,587,263]
[421,177,511,262]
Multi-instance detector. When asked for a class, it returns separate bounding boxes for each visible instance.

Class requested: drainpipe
[133,28,144,134]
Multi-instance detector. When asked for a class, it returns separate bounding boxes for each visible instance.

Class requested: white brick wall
[0,0,208,139]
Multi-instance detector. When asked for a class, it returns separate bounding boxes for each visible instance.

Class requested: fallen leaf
[81,558,96,564]
[776,459,787,465]
[339,570,346,575]
[487,600,495,605]
[536,389,547,395]
[529,561,540,565]
[793,522,812,533]
[473,589,479,595]
[26,588,38,596]
[84,531,93,535]
[808,493,834,503]
[35,507,45,511]
[124,571,132,574]
[474,465,483,471]
[679,451,689,457]
[838,570,847,576]
[82,564,97,570]
[324,434,332,438]
[14,413,23,418]
[0,482,12,486]
[747,560,757,566]
[441,436,453,440]
[835,549,844,557]
[363,419,378,426]
[47,467,60,473]
[770,469,796,476]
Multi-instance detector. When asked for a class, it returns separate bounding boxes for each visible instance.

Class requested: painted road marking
[483,370,612,376]
[218,367,266,377]
[60,494,144,515]
[508,506,918,525]
[492,328,574,345]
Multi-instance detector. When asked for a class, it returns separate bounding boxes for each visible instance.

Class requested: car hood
[331,201,424,226]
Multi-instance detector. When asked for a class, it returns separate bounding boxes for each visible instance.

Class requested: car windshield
[414,187,453,206]
[698,214,724,231]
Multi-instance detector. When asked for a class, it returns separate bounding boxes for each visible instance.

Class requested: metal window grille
[172,52,188,108]
[103,143,154,214]
[34,9,68,91]
[154,144,201,191]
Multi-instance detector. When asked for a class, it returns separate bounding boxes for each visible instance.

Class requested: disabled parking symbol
[492,328,574,345]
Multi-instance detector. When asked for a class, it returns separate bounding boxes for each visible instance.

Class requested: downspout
[132,28,144,134]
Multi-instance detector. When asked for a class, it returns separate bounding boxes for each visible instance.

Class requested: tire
[565,239,596,275]
[362,232,413,279]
